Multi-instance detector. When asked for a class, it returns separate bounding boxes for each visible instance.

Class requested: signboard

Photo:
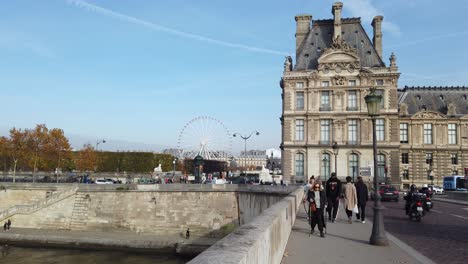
[359,167,371,177]
[188,176,195,181]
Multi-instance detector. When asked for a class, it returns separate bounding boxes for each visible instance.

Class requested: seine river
[0,246,189,264]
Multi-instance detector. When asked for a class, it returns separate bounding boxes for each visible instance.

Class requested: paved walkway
[281,202,432,264]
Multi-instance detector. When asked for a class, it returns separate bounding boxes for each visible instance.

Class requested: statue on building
[284,56,293,72]
[390,52,397,68]
[447,103,457,116]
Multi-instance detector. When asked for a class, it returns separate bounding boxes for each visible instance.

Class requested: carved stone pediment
[317,36,360,74]
[411,111,446,119]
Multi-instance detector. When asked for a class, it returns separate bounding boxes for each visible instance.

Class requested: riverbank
[0,228,217,258]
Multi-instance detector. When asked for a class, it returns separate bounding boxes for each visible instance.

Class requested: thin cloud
[66,0,289,56]
[387,30,468,48]
[0,30,56,59]
[341,0,401,36]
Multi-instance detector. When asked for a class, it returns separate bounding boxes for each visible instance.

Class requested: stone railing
[0,187,78,221]
[188,187,304,264]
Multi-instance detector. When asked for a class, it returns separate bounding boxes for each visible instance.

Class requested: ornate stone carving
[447,103,457,116]
[325,35,357,55]
[389,52,397,68]
[318,61,359,74]
[284,56,293,72]
[332,76,346,86]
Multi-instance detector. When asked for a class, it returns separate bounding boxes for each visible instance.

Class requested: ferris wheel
[177,116,232,160]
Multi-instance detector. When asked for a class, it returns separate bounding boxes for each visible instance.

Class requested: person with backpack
[326,172,342,223]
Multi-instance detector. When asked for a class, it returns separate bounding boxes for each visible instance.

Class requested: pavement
[281,200,432,264]
[432,196,468,206]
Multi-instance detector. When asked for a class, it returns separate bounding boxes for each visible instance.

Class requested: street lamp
[365,88,389,246]
[172,158,177,177]
[95,139,106,172]
[332,141,339,177]
[233,131,260,179]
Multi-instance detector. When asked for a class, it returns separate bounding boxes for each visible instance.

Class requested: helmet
[423,184,428,188]
[410,184,417,191]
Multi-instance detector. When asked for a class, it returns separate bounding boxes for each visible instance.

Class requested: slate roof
[398,86,468,116]
[295,18,385,70]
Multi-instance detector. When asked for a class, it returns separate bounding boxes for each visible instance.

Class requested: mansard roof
[295,18,385,71]
[398,86,468,116]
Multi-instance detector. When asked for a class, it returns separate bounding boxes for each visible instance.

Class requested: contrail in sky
[66,0,289,56]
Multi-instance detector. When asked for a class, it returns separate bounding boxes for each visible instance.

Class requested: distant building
[280,2,468,189]
[239,150,267,169]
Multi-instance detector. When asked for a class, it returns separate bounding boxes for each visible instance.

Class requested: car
[105,179,115,184]
[95,179,107,184]
[371,185,399,202]
[428,185,444,195]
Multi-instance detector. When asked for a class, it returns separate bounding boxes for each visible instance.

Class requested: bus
[443,175,467,191]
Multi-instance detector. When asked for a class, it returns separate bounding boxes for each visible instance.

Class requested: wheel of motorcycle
[416,215,421,222]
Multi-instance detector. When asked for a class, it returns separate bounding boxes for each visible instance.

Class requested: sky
[1,0,468,154]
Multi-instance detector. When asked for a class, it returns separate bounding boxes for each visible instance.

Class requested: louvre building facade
[280,2,468,190]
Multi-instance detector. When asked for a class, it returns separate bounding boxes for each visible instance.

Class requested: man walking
[326,172,342,223]
[354,177,369,223]
[343,176,358,224]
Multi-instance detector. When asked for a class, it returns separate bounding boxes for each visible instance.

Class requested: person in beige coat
[343,176,358,224]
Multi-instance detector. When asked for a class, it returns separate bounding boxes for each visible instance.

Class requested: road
[366,198,468,264]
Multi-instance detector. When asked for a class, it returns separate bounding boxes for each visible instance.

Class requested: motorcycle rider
[420,184,432,198]
[404,184,419,215]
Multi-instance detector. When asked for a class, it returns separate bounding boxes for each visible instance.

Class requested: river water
[0,246,189,264]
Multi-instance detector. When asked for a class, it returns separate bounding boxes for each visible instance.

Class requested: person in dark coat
[307,183,327,238]
[326,172,342,223]
[6,219,11,231]
[354,177,369,223]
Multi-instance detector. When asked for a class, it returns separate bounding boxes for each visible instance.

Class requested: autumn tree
[75,144,96,172]
[26,124,49,182]
[8,128,28,182]
[44,128,72,182]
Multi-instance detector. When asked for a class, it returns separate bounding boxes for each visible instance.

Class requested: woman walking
[307,183,326,237]
[343,176,358,224]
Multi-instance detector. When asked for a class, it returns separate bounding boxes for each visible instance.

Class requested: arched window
[349,154,359,181]
[295,153,305,177]
[377,154,386,182]
[321,153,331,181]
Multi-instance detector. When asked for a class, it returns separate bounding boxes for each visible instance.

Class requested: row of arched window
[295,152,387,181]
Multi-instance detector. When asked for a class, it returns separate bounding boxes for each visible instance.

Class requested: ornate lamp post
[95,139,106,172]
[233,131,260,178]
[365,88,389,246]
[172,158,177,177]
[332,141,339,177]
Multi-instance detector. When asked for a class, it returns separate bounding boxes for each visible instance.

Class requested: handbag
[310,202,317,212]
[353,204,359,214]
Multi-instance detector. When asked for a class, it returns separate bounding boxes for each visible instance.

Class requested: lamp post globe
[332,141,339,177]
[365,88,388,246]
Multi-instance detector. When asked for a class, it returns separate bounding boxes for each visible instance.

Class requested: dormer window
[321,81,330,87]
[421,105,427,111]
[375,79,384,86]
[464,95,467,100]
[416,95,422,100]
[439,95,444,100]
[348,80,356,86]
[296,82,304,89]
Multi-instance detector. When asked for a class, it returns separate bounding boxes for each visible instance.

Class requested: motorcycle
[423,195,433,212]
[408,194,426,222]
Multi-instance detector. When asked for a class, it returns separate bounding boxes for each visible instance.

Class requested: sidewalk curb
[385,232,437,264]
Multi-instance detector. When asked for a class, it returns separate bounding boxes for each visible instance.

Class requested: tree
[8,128,28,182]
[75,144,96,172]
[45,128,72,182]
[0,136,9,172]
[26,124,49,182]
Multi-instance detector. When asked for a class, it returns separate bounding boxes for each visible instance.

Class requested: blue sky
[1,0,468,153]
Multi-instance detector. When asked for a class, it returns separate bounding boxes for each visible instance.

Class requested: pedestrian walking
[6,219,11,231]
[343,176,358,224]
[355,176,369,223]
[307,183,326,238]
[326,172,342,223]
[3,222,6,232]
[186,228,190,239]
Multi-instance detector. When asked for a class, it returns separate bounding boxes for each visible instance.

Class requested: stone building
[280,2,468,189]
[398,86,468,189]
